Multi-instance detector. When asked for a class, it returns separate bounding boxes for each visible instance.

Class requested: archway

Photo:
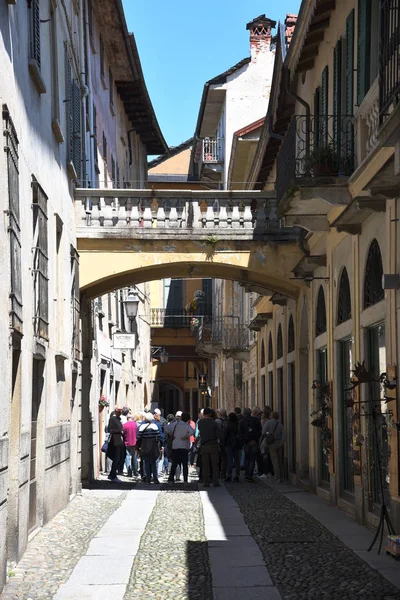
[298,300,309,480]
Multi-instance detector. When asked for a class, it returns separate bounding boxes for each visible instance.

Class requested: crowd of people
[104,405,286,486]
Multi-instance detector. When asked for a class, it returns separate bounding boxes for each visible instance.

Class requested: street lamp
[123,293,140,321]
[159,347,169,364]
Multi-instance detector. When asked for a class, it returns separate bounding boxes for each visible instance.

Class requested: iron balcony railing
[276,114,357,204]
[195,316,250,353]
[151,308,212,328]
[202,138,224,163]
[379,0,400,124]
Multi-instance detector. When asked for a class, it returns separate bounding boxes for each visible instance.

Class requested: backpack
[138,426,160,459]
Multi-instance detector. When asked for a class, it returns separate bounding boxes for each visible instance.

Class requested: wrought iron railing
[202,138,224,163]
[379,0,400,124]
[151,308,192,328]
[195,316,250,353]
[276,114,357,204]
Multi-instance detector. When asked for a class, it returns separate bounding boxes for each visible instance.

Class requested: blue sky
[122,1,300,153]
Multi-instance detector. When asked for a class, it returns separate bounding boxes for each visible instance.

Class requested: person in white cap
[175,411,182,420]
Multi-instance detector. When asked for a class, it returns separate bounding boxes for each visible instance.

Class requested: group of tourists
[104,404,285,486]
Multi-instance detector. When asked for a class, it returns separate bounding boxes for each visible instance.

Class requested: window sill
[67,160,77,180]
[28,59,46,95]
[52,119,64,144]
[100,74,107,90]
[6,0,17,4]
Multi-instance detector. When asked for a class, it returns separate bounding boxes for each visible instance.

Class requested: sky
[122,0,301,154]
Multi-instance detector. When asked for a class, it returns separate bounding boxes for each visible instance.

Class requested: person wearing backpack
[239,407,262,482]
[222,412,243,482]
[136,413,161,484]
[262,411,285,482]
[215,408,228,479]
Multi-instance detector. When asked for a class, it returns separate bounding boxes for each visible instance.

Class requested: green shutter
[346,10,355,115]
[72,81,81,180]
[65,45,73,166]
[357,0,371,105]
[321,67,329,144]
[333,39,342,151]
[314,87,321,150]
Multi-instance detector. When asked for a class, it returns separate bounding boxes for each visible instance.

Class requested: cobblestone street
[1,478,400,600]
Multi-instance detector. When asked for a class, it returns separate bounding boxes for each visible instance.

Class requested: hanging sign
[113,333,136,349]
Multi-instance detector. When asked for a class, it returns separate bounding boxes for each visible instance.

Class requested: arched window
[261,340,265,369]
[277,324,283,359]
[337,267,351,325]
[364,239,384,308]
[268,332,273,363]
[288,315,295,353]
[316,286,327,336]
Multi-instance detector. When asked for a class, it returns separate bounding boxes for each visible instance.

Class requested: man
[107,406,124,482]
[263,411,285,482]
[123,415,139,478]
[153,408,166,477]
[137,413,161,484]
[239,407,262,482]
[234,407,243,421]
[215,408,228,479]
[198,407,220,487]
[175,410,182,421]
[166,412,195,483]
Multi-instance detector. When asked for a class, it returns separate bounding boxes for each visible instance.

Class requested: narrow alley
[1,477,400,600]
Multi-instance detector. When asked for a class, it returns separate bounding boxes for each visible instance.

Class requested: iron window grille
[337,267,351,325]
[288,314,295,353]
[364,238,384,308]
[316,285,327,336]
[3,106,23,334]
[277,324,283,359]
[32,178,49,340]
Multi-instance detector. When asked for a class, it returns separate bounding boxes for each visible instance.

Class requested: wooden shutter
[72,80,81,180]
[70,246,81,358]
[65,45,73,165]
[333,40,342,151]
[357,0,371,105]
[320,67,329,143]
[32,180,49,340]
[346,10,355,115]
[30,0,41,67]
[314,87,321,149]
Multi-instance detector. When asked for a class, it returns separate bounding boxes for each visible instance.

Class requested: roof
[246,14,277,31]
[93,0,167,155]
[234,117,265,138]
[207,58,251,85]
[148,139,193,169]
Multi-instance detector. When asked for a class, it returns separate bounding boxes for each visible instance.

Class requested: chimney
[285,14,297,50]
[246,15,277,61]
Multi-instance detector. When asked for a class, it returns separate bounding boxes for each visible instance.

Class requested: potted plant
[304,143,340,177]
[99,395,109,412]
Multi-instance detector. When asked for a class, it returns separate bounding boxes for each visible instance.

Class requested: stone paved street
[1,478,400,600]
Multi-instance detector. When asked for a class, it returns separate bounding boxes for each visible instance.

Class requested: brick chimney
[285,14,297,49]
[246,15,277,61]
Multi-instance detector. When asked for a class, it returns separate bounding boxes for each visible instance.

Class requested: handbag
[266,422,279,445]
[101,434,112,453]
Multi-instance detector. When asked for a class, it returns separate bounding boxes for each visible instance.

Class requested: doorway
[299,302,309,480]
[29,358,45,532]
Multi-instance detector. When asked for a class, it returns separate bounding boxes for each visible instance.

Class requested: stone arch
[298,299,309,479]
[363,238,384,309]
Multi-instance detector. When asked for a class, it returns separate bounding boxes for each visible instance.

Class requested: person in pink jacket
[123,416,139,477]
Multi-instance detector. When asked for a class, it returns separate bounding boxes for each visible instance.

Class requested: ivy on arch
[288,314,295,353]
[337,267,351,325]
[268,332,273,364]
[316,285,327,336]
[277,324,283,359]
[363,238,384,309]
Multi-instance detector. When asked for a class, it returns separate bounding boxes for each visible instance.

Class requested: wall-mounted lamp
[159,348,169,364]
[123,293,140,320]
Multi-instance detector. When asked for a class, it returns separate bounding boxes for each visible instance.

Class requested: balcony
[276,115,356,232]
[150,308,192,328]
[202,138,224,163]
[195,316,250,361]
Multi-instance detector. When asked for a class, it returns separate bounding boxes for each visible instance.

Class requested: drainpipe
[284,67,311,156]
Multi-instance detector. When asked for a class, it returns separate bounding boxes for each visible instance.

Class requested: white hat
[154,408,161,415]
[175,410,182,417]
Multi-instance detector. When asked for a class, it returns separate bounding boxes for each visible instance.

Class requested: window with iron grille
[337,267,351,325]
[268,332,273,364]
[364,238,384,308]
[29,0,41,69]
[32,178,49,340]
[70,246,81,358]
[277,324,283,359]
[261,340,265,368]
[3,106,23,334]
[316,285,327,336]
[65,44,81,180]
[288,314,295,353]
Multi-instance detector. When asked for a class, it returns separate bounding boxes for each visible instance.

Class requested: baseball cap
[175,410,182,417]
[154,408,161,415]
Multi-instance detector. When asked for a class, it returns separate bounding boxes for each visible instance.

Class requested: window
[337,267,351,325]
[65,44,81,180]
[93,103,98,167]
[277,325,283,359]
[50,0,61,139]
[288,315,295,353]
[111,156,116,187]
[102,132,107,161]
[261,340,265,369]
[29,0,41,69]
[100,37,105,78]
[32,178,49,340]
[71,246,80,358]
[357,0,379,105]
[109,68,114,107]
[339,338,354,494]
[333,39,342,151]
[3,106,23,335]
[316,286,327,336]
[363,239,384,308]
[317,348,330,484]
[268,332,273,363]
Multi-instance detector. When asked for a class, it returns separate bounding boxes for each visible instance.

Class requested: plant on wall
[310,380,332,467]
[202,235,220,262]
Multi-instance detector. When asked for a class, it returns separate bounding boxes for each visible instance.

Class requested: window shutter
[65,45,73,165]
[314,87,321,149]
[320,67,329,143]
[346,10,355,115]
[72,80,81,181]
[111,156,116,185]
[30,0,41,68]
[333,39,342,150]
[357,0,371,105]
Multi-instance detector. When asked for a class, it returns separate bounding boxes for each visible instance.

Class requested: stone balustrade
[74,188,278,238]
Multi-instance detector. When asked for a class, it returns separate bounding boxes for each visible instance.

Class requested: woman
[222,412,242,483]
[166,412,195,483]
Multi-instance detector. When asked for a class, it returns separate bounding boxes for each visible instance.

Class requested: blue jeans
[125,446,138,475]
[244,444,258,479]
[225,445,241,478]
[143,457,158,482]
